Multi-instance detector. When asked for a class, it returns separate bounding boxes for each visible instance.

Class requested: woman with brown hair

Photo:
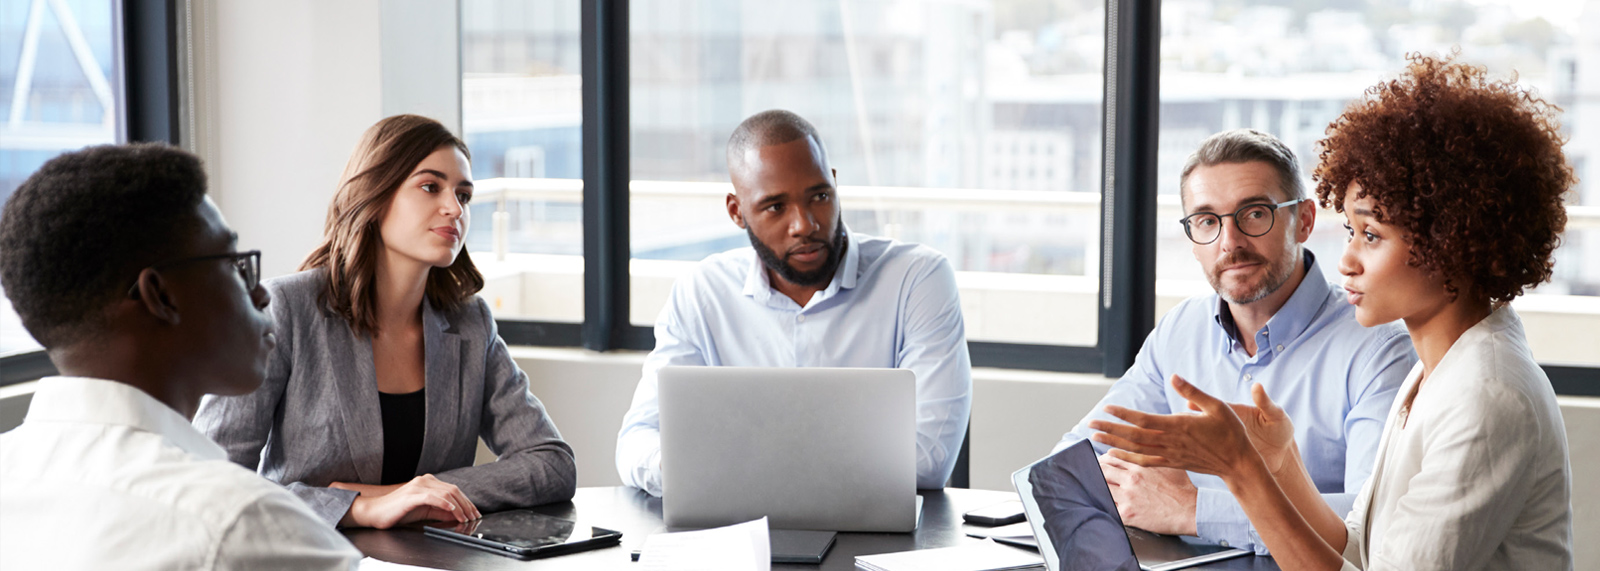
[1087,55,1573,570]
[196,114,576,529]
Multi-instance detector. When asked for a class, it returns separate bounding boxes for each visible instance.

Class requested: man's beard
[748,223,847,288]
[1207,240,1299,304]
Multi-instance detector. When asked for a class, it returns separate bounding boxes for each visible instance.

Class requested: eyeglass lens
[1187,204,1276,244]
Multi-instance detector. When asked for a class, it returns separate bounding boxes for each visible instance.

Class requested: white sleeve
[213,490,361,571]
[616,280,709,496]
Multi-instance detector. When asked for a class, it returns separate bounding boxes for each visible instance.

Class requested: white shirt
[1340,307,1572,570]
[0,377,361,571]
[616,230,974,495]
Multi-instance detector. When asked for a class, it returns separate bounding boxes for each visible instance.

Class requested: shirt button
[797,314,806,323]
[1276,344,1284,352]
[1219,540,1229,548]
[1243,373,1253,382]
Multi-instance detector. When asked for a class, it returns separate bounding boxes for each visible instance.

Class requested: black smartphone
[422,510,621,560]
[962,500,1026,526]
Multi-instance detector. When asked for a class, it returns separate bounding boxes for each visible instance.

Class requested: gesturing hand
[1220,383,1296,474]
[337,474,481,529]
[1087,375,1262,480]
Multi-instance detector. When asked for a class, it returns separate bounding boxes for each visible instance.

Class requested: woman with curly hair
[1087,54,1573,570]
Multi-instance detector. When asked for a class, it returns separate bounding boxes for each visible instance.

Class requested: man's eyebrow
[806,182,833,193]
[1191,194,1276,213]
[754,193,785,208]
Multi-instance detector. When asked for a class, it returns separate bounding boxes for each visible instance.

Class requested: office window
[460,0,584,323]
[626,0,1106,346]
[1155,0,1600,365]
[0,0,121,355]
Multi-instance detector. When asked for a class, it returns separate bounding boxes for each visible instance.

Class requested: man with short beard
[615,110,972,496]
[1048,129,1416,554]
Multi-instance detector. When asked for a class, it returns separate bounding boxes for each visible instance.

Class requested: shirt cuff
[1195,486,1266,554]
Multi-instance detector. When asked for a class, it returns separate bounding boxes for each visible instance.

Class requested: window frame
[4,0,1597,397]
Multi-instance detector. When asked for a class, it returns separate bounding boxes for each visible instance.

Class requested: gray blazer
[194,269,577,525]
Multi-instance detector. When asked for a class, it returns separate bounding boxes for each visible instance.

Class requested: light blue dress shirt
[1055,250,1416,554]
[616,229,974,496]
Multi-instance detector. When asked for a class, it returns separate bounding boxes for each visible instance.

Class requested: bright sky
[1470,0,1591,34]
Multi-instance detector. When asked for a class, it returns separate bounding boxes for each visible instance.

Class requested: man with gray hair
[1047,129,1416,553]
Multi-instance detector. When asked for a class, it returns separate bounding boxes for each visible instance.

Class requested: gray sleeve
[434,300,577,511]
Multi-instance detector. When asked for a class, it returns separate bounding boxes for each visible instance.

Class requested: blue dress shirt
[1055,250,1416,554]
[616,229,974,496]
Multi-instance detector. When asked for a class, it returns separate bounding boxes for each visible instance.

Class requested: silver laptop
[658,366,919,532]
[1012,440,1250,571]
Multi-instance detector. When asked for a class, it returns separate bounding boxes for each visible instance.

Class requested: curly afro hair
[0,143,208,348]
[1313,53,1573,304]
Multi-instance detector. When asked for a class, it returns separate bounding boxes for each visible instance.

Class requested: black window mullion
[580,0,630,352]
[1097,0,1160,378]
[120,0,179,144]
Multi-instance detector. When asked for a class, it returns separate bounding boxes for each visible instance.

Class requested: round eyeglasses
[1178,199,1305,245]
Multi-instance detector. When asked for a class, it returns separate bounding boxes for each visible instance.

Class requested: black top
[378,388,426,485]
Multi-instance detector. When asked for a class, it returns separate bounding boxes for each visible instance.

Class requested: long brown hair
[301,114,485,337]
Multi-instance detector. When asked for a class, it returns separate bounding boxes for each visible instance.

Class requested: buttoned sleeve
[893,255,972,489]
[434,298,577,511]
[616,278,709,496]
[194,279,359,526]
[212,489,361,571]
[1337,330,1413,510]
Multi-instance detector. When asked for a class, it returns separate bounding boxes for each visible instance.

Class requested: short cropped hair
[1179,129,1305,207]
[727,109,828,170]
[1314,54,1573,304]
[0,144,209,347]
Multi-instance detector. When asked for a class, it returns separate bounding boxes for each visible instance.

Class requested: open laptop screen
[1012,440,1140,571]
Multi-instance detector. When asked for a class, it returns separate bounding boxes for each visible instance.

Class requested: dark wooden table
[345,486,1281,570]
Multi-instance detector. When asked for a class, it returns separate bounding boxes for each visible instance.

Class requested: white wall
[194,0,460,279]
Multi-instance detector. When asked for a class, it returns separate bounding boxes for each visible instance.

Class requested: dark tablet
[422,510,622,560]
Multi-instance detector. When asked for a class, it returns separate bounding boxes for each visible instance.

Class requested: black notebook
[770,529,837,564]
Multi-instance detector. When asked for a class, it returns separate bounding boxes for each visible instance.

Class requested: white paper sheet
[357,557,445,571]
[638,517,772,571]
[855,538,1044,571]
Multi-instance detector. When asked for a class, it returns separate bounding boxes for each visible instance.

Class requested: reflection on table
[344,486,1280,570]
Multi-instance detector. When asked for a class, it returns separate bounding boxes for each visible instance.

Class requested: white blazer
[1340,306,1572,570]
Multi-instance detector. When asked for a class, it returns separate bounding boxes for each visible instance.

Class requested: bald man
[615,110,973,495]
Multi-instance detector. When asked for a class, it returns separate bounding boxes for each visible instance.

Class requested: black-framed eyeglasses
[127,250,261,298]
[1178,199,1305,245]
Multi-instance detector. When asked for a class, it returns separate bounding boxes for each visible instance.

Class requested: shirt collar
[22,376,227,461]
[1211,249,1330,353]
[741,224,862,304]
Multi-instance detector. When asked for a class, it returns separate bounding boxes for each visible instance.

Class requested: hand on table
[1098,453,1198,536]
[333,474,481,529]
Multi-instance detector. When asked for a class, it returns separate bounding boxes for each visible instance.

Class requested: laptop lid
[658,366,918,532]
[1013,440,1140,571]
[1012,440,1250,571]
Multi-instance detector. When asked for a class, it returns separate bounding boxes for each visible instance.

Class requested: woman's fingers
[1170,375,1227,413]
[1090,430,1168,458]
[1104,447,1172,469]
[1251,383,1286,420]
[1103,404,1174,430]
